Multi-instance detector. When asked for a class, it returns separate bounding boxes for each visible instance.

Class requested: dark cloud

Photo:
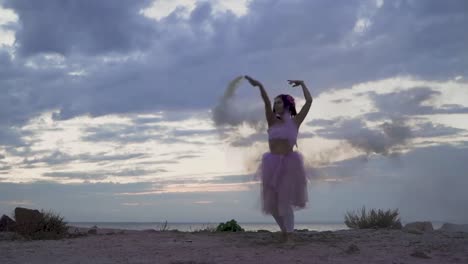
[0,164,11,171]
[81,124,161,143]
[132,116,164,125]
[173,154,201,160]
[314,113,466,156]
[330,98,352,104]
[0,127,25,146]
[413,122,466,138]
[202,174,254,184]
[366,87,468,119]
[307,118,340,127]
[22,150,147,167]
[134,151,202,166]
[43,171,110,181]
[340,0,468,84]
[315,118,412,155]
[1,0,466,143]
[43,168,165,181]
[81,122,213,146]
[172,128,217,137]
[3,0,155,56]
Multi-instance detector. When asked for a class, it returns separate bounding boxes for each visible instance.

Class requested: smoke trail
[212,76,264,128]
[212,76,245,127]
[211,76,269,176]
[222,76,244,102]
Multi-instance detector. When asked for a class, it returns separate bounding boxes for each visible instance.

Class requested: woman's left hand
[287,80,304,87]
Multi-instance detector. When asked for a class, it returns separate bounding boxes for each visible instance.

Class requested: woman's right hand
[244,75,262,87]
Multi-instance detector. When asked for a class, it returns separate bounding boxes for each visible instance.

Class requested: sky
[0,0,467,224]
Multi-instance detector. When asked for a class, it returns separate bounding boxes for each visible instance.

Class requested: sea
[68,221,446,232]
[68,222,349,232]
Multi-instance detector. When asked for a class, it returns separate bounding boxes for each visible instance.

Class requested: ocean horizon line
[69,221,346,224]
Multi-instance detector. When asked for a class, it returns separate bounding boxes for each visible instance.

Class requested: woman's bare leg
[271,194,286,233]
[283,205,294,233]
[272,211,286,233]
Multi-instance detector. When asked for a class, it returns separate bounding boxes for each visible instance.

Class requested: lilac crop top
[267,114,298,147]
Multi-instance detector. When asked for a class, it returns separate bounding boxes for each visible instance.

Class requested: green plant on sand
[344,206,402,229]
[215,219,245,232]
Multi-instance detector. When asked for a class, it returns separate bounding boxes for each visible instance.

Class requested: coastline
[67,222,350,232]
[1,226,467,263]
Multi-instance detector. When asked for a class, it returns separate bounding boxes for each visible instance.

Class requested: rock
[14,207,44,236]
[0,214,16,232]
[88,228,98,235]
[345,244,360,254]
[403,221,433,233]
[410,249,431,259]
[438,223,468,233]
[257,229,271,233]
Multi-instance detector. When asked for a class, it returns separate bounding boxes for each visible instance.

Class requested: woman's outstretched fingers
[287,80,304,87]
[245,75,260,87]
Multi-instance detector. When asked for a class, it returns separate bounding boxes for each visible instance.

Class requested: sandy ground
[1,227,468,264]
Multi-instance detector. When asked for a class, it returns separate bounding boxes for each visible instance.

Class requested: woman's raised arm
[245,75,275,127]
[288,80,313,127]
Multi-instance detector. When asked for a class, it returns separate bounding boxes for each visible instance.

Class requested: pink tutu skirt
[255,151,309,216]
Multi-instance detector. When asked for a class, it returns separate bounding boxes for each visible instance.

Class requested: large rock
[403,221,433,233]
[439,223,468,233]
[14,207,44,236]
[0,215,16,232]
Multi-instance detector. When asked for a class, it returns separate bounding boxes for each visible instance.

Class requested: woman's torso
[267,115,298,155]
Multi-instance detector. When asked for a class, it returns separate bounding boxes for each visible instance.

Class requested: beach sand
[1,227,468,263]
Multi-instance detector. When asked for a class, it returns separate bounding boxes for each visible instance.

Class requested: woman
[245,75,313,242]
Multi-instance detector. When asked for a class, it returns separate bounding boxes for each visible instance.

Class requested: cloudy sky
[0,0,467,224]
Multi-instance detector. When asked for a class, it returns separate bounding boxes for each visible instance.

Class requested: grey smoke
[314,118,413,156]
[212,76,265,129]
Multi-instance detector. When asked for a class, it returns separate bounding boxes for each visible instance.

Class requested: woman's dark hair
[273,94,297,116]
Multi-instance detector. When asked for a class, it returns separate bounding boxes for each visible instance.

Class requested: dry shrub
[344,206,402,229]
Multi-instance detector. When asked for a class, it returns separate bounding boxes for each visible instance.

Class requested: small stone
[345,244,360,254]
[88,228,97,235]
[410,249,431,259]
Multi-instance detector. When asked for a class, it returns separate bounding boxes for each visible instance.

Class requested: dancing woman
[245,75,313,242]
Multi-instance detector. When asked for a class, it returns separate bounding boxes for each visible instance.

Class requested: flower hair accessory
[286,95,295,105]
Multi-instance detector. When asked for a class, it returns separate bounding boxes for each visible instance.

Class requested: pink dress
[256,114,309,216]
